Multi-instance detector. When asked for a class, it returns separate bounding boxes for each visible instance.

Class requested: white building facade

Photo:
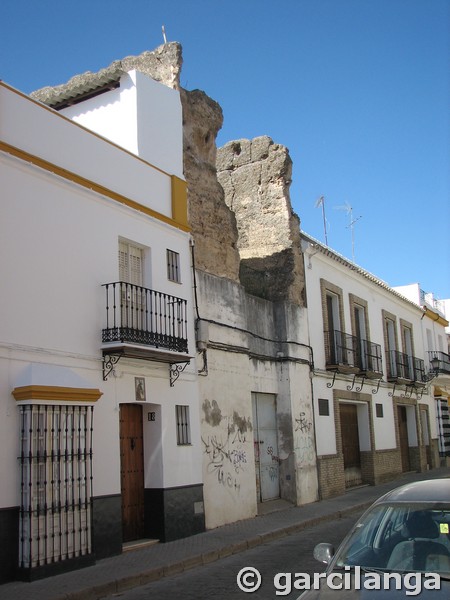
[393,284,450,463]
[0,73,204,582]
[301,233,440,499]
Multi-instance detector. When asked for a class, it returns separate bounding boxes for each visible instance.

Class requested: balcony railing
[102,282,188,354]
[386,350,413,382]
[325,330,359,372]
[412,356,426,386]
[359,339,383,378]
[427,350,450,376]
[386,350,426,385]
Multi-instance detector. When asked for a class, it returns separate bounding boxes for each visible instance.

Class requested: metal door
[252,393,280,502]
[119,404,145,542]
[340,403,362,487]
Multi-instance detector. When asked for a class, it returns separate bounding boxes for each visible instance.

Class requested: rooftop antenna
[335,202,362,262]
[162,25,167,44]
[314,195,329,246]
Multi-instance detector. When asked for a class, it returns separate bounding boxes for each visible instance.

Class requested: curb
[59,503,371,600]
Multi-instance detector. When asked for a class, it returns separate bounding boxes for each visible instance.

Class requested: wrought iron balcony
[427,350,450,376]
[358,339,383,379]
[102,282,189,358]
[386,350,413,383]
[412,356,426,387]
[325,330,359,373]
[386,351,425,385]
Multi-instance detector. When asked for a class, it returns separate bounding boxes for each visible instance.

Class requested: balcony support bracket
[388,383,397,398]
[347,373,357,392]
[417,386,425,400]
[355,376,366,393]
[326,370,338,389]
[103,353,122,381]
[372,379,382,395]
[327,369,337,387]
[169,361,190,387]
[402,385,413,399]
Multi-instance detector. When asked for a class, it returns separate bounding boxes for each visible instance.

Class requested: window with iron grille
[175,405,191,445]
[19,404,94,570]
[167,249,181,283]
[318,398,330,416]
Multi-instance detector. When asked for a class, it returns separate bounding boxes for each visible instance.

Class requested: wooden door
[119,404,144,542]
[340,403,362,487]
[398,405,410,472]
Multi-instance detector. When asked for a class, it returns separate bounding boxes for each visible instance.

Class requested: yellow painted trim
[171,176,189,229]
[423,306,448,327]
[0,140,190,232]
[12,385,103,403]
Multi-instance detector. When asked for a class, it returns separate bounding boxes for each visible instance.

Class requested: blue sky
[1,0,449,299]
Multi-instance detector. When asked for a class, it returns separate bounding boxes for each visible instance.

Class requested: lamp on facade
[427,356,440,382]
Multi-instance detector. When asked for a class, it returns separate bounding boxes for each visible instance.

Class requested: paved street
[3,469,449,600]
[105,512,361,599]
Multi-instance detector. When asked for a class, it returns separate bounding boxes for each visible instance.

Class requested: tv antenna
[162,25,167,44]
[314,195,329,246]
[335,202,362,262]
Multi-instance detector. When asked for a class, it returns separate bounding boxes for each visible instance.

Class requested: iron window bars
[19,404,94,571]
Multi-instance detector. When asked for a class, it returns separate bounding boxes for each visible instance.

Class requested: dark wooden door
[120,404,144,542]
[340,403,362,487]
[398,405,410,472]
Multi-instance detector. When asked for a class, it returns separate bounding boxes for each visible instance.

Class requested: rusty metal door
[398,405,410,472]
[340,403,362,487]
[119,404,145,542]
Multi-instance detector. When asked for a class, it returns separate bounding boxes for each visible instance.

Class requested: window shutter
[118,241,143,285]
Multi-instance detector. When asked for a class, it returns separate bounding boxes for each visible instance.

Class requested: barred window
[167,249,181,283]
[175,405,191,445]
[318,398,330,416]
[19,404,93,569]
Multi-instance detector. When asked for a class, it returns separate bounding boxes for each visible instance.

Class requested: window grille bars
[175,405,191,445]
[167,249,181,283]
[19,404,94,570]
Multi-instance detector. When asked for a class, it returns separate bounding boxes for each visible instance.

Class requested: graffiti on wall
[294,402,316,467]
[295,412,312,434]
[202,399,252,494]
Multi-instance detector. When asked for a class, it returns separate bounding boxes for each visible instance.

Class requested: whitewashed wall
[60,70,184,179]
[0,82,201,512]
[302,239,437,455]
[0,83,172,218]
[196,271,317,530]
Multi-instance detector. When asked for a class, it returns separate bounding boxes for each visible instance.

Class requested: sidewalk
[2,467,449,600]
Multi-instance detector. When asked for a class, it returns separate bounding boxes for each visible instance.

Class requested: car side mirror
[313,543,335,565]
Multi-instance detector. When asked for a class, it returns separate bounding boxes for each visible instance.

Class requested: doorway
[420,409,432,469]
[340,403,362,488]
[119,404,145,542]
[397,405,410,472]
[252,393,280,502]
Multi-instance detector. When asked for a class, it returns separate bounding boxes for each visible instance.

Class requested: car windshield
[334,503,450,575]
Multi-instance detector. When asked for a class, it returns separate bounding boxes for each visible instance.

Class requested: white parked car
[298,478,450,598]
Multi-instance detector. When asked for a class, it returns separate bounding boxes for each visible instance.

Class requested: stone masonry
[32,42,241,282]
[217,137,305,305]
